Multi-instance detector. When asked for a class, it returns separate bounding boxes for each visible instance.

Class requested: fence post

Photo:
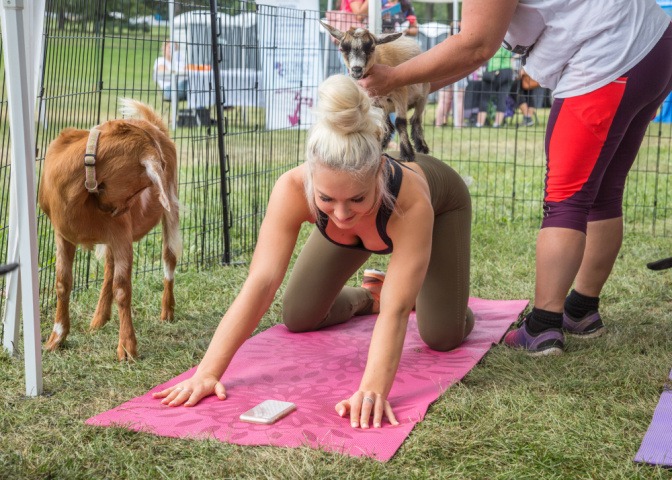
[209,0,232,265]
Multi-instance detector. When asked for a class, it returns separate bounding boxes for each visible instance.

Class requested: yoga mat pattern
[87,298,526,461]
[634,369,672,467]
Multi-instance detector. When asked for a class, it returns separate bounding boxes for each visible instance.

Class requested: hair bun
[314,75,383,137]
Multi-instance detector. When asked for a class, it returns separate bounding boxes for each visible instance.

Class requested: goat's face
[320,21,402,80]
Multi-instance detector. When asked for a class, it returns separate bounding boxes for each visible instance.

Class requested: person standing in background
[515,68,545,127]
[153,41,188,101]
[476,46,513,128]
[359,0,672,356]
[382,0,419,36]
[340,0,369,20]
[435,79,467,128]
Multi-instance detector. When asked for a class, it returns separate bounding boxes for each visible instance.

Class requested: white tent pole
[169,1,177,130]
[368,0,381,33]
[2,205,20,354]
[2,1,22,355]
[2,0,44,358]
[452,0,460,125]
[1,0,43,397]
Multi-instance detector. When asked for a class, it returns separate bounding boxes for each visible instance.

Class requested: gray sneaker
[562,311,605,338]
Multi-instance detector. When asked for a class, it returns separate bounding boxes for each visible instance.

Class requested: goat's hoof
[117,342,138,362]
[44,332,65,351]
[160,310,175,322]
[417,143,429,154]
[89,315,109,331]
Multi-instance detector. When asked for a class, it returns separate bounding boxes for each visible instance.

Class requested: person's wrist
[388,66,403,91]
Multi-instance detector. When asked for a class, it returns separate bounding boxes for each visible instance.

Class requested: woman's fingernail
[374,423,381,428]
[351,421,358,428]
[362,423,368,429]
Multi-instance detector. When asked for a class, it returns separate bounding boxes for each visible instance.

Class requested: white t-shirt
[503,0,671,97]
[152,51,187,89]
[153,57,171,89]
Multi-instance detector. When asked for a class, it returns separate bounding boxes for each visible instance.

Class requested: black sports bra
[315,155,405,254]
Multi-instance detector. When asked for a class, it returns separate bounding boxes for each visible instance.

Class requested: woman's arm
[359,0,519,95]
[154,168,310,407]
[349,0,369,16]
[337,176,434,428]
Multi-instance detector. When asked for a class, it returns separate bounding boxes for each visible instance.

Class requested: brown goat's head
[320,21,402,80]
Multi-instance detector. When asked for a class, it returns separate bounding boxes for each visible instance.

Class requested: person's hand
[152,372,227,407]
[358,64,396,97]
[335,390,399,428]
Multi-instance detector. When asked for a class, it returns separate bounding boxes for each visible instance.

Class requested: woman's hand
[335,390,399,428]
[358,64,396,97]
[152,373,227,407]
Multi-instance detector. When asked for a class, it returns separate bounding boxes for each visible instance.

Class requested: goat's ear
[375,32,403,45]
[141,157,171,211]
[320,20,344,43]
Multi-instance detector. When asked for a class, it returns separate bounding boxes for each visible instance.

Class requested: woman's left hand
[335,391,399,428]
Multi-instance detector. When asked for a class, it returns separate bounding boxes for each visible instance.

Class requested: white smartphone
[239,400,297,425]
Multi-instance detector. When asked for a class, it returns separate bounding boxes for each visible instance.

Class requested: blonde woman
[154,74,473,429]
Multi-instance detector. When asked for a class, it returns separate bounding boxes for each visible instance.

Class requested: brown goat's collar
[95,185,149,218]
[84,127,101,193]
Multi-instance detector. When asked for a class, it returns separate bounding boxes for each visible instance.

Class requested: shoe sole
[527,346,564,357]
[564,327,606,339]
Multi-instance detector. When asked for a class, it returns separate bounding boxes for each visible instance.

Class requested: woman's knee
[417,310,471,352]
[282,300,322,333]
[421,329,464,352]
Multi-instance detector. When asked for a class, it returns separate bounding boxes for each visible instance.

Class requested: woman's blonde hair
[304,74,395,219]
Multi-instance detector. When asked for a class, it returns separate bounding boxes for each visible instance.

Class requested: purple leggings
[542,23,672,233]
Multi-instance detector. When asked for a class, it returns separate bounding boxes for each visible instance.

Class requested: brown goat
[320,22,430,162]
[38,99,181,360]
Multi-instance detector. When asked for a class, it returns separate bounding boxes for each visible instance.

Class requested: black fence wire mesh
[0,1,670,320]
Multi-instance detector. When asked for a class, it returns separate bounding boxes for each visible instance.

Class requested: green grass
[2,222,672,479]
[2,18,672,478]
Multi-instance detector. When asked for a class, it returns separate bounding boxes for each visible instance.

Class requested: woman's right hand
[152,372,227,407]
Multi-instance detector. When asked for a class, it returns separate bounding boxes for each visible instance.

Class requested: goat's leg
[160,209,181,322]
[410,102,430,154]
[110,241,137,361]
[381,113,395,150]
[394,115,415,162]
[45,234,76,351]
[90,247,114,330]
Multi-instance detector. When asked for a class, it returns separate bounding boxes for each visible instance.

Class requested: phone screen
[239,400,296,425]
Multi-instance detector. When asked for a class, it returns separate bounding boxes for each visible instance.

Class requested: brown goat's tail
[118,98,169,137]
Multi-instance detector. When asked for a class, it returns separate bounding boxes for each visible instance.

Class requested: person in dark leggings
[476,46,513,128]
[283,150,472,351]
[153,74,473,430]
[359,0,672,357]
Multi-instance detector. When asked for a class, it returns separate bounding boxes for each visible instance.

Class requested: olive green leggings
[282,154,473,352]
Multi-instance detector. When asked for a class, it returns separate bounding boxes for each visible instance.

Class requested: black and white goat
[321,22,430,162]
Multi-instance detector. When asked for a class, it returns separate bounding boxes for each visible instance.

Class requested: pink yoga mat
[634,369,672,467]
[87,298,526,461]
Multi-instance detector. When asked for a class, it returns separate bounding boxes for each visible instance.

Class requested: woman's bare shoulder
[268,165,312,222]
[274,165,307,194]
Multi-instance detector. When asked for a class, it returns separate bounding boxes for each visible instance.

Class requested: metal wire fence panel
[0,4,670,321]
